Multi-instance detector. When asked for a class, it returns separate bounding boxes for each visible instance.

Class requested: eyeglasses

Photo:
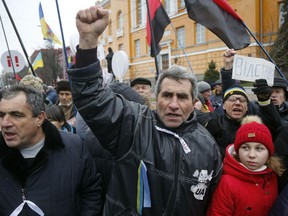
[227,96,247,103]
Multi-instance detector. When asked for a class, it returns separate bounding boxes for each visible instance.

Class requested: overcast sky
[0,0,97,71]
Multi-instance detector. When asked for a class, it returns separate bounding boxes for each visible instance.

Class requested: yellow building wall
[98,0,283,84]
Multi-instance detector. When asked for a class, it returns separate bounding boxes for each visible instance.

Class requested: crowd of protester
[0,5,288,216]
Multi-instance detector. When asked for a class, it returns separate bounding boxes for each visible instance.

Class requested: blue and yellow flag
[33,52,44,70]
[39,2,62,45]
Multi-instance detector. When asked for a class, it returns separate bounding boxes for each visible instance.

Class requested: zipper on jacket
[163,142,181,216]
[20,161,44,201]
[21,188,26,201]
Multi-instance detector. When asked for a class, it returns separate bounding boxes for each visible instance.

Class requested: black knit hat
[223,85,249,103]
[55,80,71,94]
[130,77,151,87]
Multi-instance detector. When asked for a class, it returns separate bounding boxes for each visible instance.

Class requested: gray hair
[155,65,197,100]
[1,86,45,117]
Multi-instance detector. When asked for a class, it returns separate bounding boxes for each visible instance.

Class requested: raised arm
[223,49,236,70]
[221,49,238,93]
[76,6,109,50]
[69,6,139,156]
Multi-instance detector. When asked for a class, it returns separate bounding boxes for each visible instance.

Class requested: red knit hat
[234,116,274,156]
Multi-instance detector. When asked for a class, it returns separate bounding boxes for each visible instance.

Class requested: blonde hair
[267,156,286,176]
[233,151,285,176]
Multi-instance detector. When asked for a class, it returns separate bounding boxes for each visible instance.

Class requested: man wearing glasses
[197,84,249,158]
[197,49,281,158]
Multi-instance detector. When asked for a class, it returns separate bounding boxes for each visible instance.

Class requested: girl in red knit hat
[208,115,285,216]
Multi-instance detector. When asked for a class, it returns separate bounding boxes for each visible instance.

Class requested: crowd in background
[0,5,288,216]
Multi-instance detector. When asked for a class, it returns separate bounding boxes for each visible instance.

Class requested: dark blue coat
[0,120,102,215]
[269,183,288,216]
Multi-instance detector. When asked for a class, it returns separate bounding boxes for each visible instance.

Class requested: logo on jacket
[190,170,214,200]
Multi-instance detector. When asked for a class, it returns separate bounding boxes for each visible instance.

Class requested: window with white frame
[137,0,142,26]
[161,53,169,70]
[135,39,140,57]
[116,11,124,38]
[117,11,123,29]
[177,27,185,48]
[196,23,206,44]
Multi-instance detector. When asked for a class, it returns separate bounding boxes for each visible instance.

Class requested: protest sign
[232,55,275,86]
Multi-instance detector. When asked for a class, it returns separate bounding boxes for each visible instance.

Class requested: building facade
[96,0,285,85]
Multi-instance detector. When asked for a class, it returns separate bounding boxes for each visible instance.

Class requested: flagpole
[1,0,36,76]
[0,15,18,82]
[55,0,69,72]
[241,22,286,80]
[170,22,195,76]
[146,0,160,81]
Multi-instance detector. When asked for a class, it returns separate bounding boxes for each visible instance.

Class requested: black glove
[212,102,221,108]
[252,79,272,101]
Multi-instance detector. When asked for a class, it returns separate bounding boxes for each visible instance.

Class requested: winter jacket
[196,110,241,158]
[76,112,113,212]
[278,100,288,126]
[274,125,288,192]
[76,81,145,214]
[269,183,288,216]
[221,68,282,134]
[210,89,223,109]
[201,69,281,145]
[45,88,58,104]
[0,120,102,216]
[68,61,223,216]
[197,100,282,159]
[208,144,278,216]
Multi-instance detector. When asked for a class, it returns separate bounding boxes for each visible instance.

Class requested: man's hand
[76,6,109,49]
[223,49,236,70]
[252,79,272,102]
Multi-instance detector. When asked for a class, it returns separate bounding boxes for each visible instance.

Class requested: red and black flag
[184,0,250,50]
[146,0,171,57]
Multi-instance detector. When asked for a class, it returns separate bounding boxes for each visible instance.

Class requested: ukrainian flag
[32,52,44,71]
[39,3,62,45]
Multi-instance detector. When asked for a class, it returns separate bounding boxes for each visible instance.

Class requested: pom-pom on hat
[234,115,274,156]
[197,81,211,93]
[55,80,71,94]
[223,85,249,103]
